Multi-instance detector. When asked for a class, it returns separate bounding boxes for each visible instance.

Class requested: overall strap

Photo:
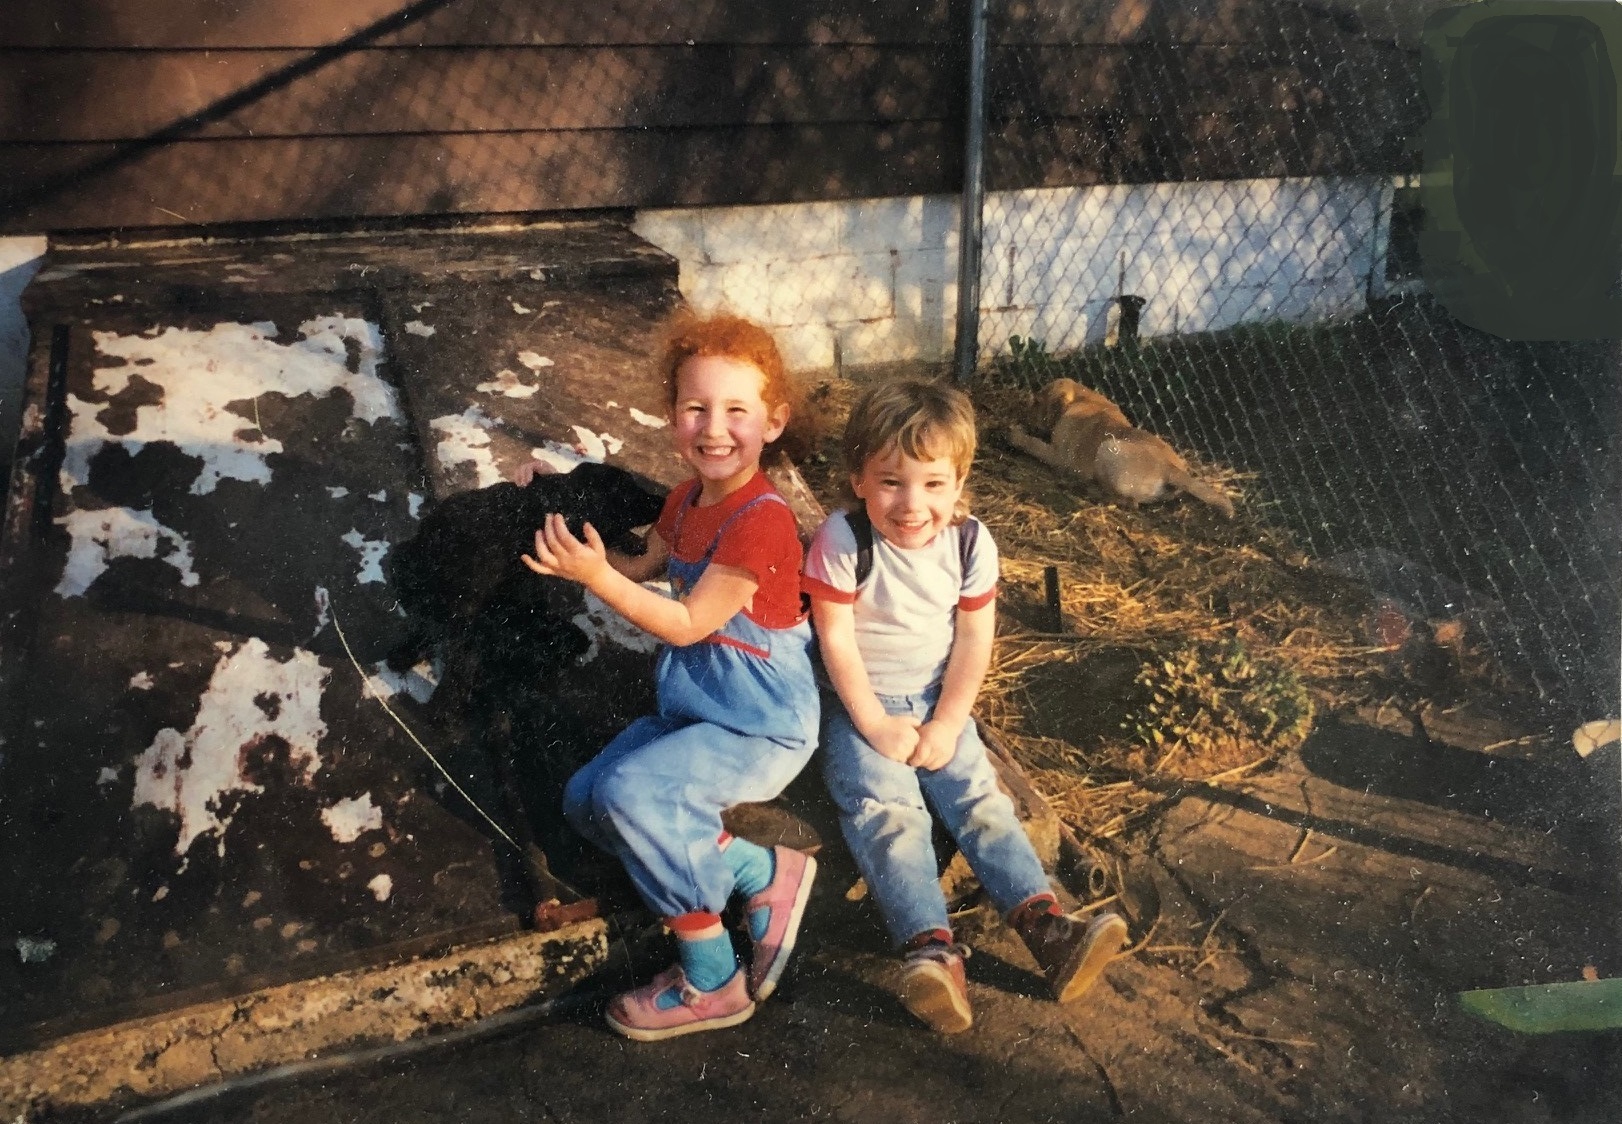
[667,478,703,545]
[848,508,979,589]
[670,481,787,557]
[707,491,788,562]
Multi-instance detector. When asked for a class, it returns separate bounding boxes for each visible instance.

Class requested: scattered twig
[1285,828,1313,865]
[1199,755,1275,785]
[1222,1029,1319,1050]
[331,605,519,850]
[1410,884,1433,926]
[1248,844,1338,871]
[1120,914,1161,956]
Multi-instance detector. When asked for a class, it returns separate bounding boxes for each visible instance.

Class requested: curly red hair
[655,310,814,459]
[656,311,791,410]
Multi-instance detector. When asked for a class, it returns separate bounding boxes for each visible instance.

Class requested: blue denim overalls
[561,484,820,919]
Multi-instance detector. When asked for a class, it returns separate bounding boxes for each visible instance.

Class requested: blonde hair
[842,379,977,519]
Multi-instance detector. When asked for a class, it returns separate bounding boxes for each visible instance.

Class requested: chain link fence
[5,0,1616,716]
[973,1,1620,718]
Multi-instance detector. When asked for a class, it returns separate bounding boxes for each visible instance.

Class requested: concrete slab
[0,222,1064,1117]
[0,224,692,1050]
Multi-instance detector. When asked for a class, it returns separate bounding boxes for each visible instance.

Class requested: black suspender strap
[849,506,876,588]
[847,508,979,590]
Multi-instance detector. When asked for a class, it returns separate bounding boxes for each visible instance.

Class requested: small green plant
[1007,334,1050,364]
[1123,638,1314,776]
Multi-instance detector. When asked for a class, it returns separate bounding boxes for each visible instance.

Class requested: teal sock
[720,838,777,940]
[663,931,738,1007]
[721,836,776,898]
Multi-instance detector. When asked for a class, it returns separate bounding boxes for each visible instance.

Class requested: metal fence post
[953,0,990,383]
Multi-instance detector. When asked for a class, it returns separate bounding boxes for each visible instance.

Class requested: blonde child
[803,380,1126,1033]
[523,313,818,1041]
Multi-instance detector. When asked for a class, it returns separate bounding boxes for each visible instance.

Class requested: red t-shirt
[654,472,804,629]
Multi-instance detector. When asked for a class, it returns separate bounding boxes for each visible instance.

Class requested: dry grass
[800,372,1394,839]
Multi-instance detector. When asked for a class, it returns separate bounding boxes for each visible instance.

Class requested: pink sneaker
[603,965,755,1042]
[744,846,818,1001]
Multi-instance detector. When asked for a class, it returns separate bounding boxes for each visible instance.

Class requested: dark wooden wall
[0,0,1420,234]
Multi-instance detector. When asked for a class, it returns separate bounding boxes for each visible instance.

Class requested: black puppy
[389,461,665,628]
[386,461,666,692]
[384,462,666,922]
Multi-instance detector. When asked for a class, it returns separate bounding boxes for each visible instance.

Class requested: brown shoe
[899,944,973,1033]
[1021,909,1128,1004]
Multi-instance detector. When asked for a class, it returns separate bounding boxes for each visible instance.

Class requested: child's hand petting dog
[523,513,611,589]
[511,460,559,487]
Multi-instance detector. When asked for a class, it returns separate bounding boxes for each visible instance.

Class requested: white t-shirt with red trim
[804,508,998,696]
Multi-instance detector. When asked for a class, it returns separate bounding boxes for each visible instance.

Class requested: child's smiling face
[671,354,788,501]
[851,445,965,550]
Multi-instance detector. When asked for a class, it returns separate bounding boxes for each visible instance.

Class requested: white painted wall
[1,236,48,467]
[635,176,1393,372]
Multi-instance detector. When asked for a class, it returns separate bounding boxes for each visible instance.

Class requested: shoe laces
[1038,913,1077,944]
[908,942,971,966]
[661,968,705,1008]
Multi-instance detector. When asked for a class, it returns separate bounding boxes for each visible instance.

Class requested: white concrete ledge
[0,919,608,1119]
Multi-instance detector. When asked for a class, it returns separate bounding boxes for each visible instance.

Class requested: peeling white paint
[131,638,330,862]
[364,658,439,705]
[68,318,398,497]
[312,585,331,638]
[368,874,393,901]
[15,936,57,963]
[321,793,383,844]
[404,320,436,338]
[528,443,590,474]
[129,671,155,690]
[573,584,667,662]
[340,530,389,584]
[570,426,624,461]
[516,351,554,372]
[97,766,119,785]
[408,493,424,519]
[629,407,667,428]
[55,507,200,597]
[368,490,387,502]
[411,301,432,312]
[511,300,532,314]
[327,486,349,499]
[431,407,502,488]
[475,369,539,399]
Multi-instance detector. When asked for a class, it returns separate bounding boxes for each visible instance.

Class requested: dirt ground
[84,368,1622,1124]
[100,731,1621,1124]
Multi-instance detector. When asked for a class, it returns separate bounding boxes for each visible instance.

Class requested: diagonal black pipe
[0,0,466,223]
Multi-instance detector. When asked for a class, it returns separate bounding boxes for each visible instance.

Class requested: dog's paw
[993,424,1025,452]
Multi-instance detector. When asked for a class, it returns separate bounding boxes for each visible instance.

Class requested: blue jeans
[821,685,1053,946]
[563,714,813,919]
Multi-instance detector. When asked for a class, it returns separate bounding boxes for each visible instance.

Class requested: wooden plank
[990,0,1408,47]
[0,123,956,233]
[0,45,960,143]
[0,101,1415,236]
[987,43,1420,121]
[983,107,1414,189]
[0,0,960,49]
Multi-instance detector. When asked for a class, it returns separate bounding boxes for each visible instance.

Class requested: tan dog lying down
[1009,378,1234,517]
